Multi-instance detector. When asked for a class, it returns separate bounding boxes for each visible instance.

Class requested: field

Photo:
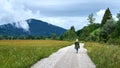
[0,40,72,68]
[85,42,120,68]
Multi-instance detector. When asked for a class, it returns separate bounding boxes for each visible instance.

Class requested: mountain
[0,19,67,36]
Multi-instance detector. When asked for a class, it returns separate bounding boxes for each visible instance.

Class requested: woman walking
[74,39,80,53]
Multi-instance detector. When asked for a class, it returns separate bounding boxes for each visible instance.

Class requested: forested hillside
[76,8,120,45]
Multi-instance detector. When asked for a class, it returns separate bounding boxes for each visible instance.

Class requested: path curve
[31,43,96,68]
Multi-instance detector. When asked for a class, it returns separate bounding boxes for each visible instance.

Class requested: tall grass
[85,42,120,68]
[0,40,72,68]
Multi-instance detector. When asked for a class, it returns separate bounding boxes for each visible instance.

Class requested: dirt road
[31,43,96,68]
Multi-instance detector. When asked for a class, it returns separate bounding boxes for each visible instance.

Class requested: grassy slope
[90,28,100,36]
[0,40,72,68]
[85,42,120,68]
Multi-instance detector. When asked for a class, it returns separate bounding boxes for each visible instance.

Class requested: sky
[0,0,120,31]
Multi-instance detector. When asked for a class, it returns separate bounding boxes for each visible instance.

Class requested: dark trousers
[75,48,79,53]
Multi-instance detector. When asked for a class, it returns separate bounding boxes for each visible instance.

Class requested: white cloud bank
[0,0,42,31]
[95,9,105,23]
[40,9,106,30]
[40,17,88,30]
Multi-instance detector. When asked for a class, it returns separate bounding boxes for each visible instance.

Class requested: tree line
[0,34,57,40]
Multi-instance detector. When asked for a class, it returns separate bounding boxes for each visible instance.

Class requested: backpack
[74,42,80,49]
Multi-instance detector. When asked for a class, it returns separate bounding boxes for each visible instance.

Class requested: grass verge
[85,42,120,68]
[0,40,72,68]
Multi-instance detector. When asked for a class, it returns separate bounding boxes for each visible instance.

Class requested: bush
[107,38,120,45]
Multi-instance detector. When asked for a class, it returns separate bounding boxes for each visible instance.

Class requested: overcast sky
[0,0,120,31]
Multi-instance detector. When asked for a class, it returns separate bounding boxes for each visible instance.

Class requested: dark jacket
[74,42,80,49]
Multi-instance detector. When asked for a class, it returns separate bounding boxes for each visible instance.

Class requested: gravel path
[31,43,96,68]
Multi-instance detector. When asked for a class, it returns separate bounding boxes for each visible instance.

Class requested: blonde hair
[76,39,79,42]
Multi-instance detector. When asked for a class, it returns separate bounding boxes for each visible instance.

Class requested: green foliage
[100,19,116,42]
[87,13,95,24]
[60,30,78,41]
[85,42,120,68]
[0,35,47,40]
[111,16,120,39]
[60,26,78,41]
[101,8,112,26]
[89,28,100,42]
[117,12,120,20]
[77,8,120,45]
[77,23,100,41]
[50,33,57,40]
[107,18,120,45]
[107,38,120,45]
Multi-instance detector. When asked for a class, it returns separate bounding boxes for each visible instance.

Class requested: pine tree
[87,13,95,24]
[101,8,112,26]
[70,26,75,32]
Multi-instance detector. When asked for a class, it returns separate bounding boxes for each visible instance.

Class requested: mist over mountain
[0,19,67,36]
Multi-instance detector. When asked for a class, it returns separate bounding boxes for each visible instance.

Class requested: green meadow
[0,40,72,68]
[85,42,120,68]
[1,40,120,68]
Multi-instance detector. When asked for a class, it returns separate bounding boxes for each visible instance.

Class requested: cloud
[0,0,42,31]
[23,0,120,17]
[0,0,89,31]
[40,17,88,30]
[14,21,30,31]
[95,9,105,23]
[95,9,118,24]
[0,0,120,31]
